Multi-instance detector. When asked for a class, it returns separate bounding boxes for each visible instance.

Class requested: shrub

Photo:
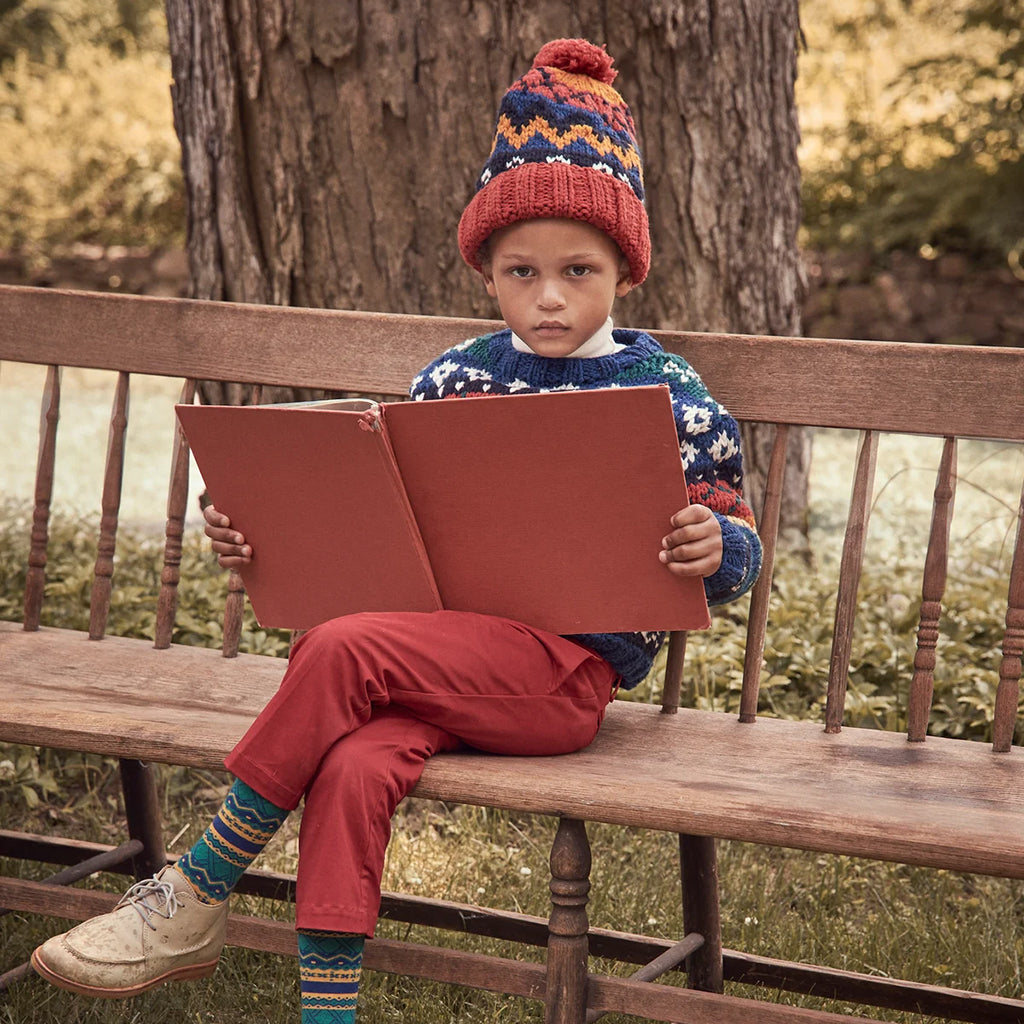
[0,503,289,652]
[798,0,1024,265]
[0,12,183,259]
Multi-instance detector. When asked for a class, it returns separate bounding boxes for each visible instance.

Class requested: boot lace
[116,876,180,930]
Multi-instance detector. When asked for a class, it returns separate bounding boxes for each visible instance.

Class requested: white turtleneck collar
[510,317,625,358]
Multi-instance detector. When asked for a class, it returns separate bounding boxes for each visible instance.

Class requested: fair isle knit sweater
[409,328,762,689]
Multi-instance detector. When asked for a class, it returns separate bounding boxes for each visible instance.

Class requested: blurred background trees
[2,0,1021,271]
[0,0,182,260]
[799,0,1024,268]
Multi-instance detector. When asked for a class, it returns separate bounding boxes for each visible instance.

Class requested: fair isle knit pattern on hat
[459,38,651,285]
[409,329,763,689]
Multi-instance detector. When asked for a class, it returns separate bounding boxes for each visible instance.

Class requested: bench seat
[5,621,1021,881]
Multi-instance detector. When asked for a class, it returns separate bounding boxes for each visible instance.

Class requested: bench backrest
[3,284,1022,749]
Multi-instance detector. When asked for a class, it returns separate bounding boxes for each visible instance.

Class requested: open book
[175,385,711,634]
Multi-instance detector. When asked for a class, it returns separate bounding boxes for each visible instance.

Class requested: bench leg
[119,759,167,880]
[546,816,591,1023]
[679,833,724,992]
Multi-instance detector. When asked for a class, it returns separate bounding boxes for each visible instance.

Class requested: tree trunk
[165,0,808,538]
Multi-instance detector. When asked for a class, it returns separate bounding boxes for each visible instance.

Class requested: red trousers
[224,610,617,935]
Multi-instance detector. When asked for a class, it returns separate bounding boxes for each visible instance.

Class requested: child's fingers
[662,522,714,549]
[210,538,252,567]
[660,506,722,577]
[206,524,246,545]
[668,504,713,530]
[203,503,231,527]
[204,505,251,566]
[217,555,251,569]
[661,520,719,555]
[663,553,720,577]
[660,539,720,577]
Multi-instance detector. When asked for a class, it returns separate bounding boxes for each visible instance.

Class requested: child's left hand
[659,505,723,578]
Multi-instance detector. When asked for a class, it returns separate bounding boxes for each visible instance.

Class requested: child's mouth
[535,322,569,336]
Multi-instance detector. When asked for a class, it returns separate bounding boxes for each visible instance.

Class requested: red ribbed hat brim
[458,163,650,285]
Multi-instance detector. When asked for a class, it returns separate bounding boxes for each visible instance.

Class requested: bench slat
[155,378,196,649]
[3,622,1022,880]
[4,285,1024,438]
[219,384,266,659]
[88,371,130,640]
[994,481,1024,751]
[676,331,1024,441]
[0,285,488,397]
[825,429,878,732]
[24,365,61,631]
[908,436,957,741]
[740,422,790,722]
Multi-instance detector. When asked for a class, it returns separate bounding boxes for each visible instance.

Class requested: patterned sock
[298,929,364,1023]
[176,778,289,904]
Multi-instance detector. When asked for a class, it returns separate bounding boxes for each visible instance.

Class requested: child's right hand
[203,504,252,568]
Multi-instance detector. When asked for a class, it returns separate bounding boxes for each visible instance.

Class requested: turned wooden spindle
[220,383,263,658]
[23,366,61,632]
[907,437,957,742]
[740,422,789,723]
[660,630,687,713]
[993,481,1024,753]
[825,429,878,733]
[155,378,196,649]
[221,570,245,658]
[547,817,592,1024]
[89,371,130,641]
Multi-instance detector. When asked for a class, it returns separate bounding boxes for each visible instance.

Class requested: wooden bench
[1,282,1023,1023]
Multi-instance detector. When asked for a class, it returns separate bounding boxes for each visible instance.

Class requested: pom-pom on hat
[458,38,651,285]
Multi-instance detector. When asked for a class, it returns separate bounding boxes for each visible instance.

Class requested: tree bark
[165,0,808,537]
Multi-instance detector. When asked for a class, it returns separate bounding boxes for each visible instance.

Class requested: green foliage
[800,0,1024,264]
[0,502,291,653]
[0,0,183,258]
[0,0,167,65]
[631,542,1022,745]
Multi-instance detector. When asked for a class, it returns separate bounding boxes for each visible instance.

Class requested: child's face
[481,219,632,358]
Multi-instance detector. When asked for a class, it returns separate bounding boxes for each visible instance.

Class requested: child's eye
[566,265,592,278]
[508,266,534,279]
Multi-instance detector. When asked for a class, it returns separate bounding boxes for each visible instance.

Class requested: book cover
[176,386,711,634]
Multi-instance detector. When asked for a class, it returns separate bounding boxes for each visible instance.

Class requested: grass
[4,806,1024,1022]
[1,362,1023,1021]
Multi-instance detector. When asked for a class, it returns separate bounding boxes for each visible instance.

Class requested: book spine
[378,405,444,609]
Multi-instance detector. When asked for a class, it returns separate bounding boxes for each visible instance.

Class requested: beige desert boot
[31,864,227,998]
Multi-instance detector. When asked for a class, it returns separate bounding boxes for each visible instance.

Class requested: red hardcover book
[175,386,711,634]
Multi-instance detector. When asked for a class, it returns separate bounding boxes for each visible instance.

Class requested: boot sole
[30,948,220,998]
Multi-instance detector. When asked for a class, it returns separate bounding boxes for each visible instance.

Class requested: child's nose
[537,278,566,310]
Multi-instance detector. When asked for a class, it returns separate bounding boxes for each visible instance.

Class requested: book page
[176,404,440,629]
[383,387,709,633]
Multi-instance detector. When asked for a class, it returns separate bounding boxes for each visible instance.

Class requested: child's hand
[203,504,253,569]
[659,505,723,578]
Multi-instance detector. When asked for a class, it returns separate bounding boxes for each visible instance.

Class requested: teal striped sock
[298,930,364,1023]
[176,779,289,904]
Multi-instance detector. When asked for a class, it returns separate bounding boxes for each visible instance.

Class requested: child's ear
[615,261,633,298]
[481,265,498,299]
[477,258,497,299]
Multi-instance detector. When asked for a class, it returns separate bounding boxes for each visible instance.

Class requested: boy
[32,38,761,1022]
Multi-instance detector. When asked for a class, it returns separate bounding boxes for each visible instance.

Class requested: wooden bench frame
[1,283,1023,1023]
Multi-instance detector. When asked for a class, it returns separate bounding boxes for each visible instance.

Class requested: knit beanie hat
[458,38,651,285]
